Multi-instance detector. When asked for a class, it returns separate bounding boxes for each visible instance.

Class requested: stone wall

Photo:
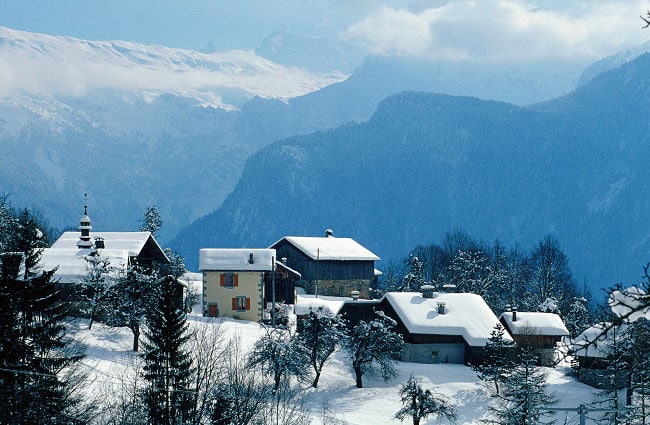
[303,279,370,299]
[401,342,466,364]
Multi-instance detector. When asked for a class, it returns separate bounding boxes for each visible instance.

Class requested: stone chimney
[512,307,517,322]
[350,290,359,300]
[94,237,105,249]
[421,284,435,299]
[437,302,446,315]
[325,229,334,238]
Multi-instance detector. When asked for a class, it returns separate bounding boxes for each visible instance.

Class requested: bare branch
[642,10,650,28]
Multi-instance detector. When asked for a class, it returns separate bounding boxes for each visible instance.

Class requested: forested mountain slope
[173,53,650,293]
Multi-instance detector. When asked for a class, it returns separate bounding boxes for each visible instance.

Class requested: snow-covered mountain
[0,27,348,241]
[0,26,344,111]
[2,24,646,254]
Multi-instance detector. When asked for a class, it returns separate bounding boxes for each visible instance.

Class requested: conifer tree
[473,324,515,395]
[625,318,650,424]
[141,205,163,237]
[142,275,194,425]
[488,346,555,425]
[593,324,629,425]
[400,255,426,292]
[0,207,90,424]
[564,296,591,339]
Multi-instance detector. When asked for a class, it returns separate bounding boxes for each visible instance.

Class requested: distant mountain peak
[0,26,346,110]
[256,30,362,74]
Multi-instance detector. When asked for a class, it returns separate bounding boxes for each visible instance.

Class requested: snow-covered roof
[571,322,627,359]
[294,293,345,316]
[384,292,511,346]
[51,231,158,258]
[609,287,650,322]
[499,312,569,337]
[199,248,276,271]
[276,260,301,278]
[39,247,129,284]
[271,236,379,261]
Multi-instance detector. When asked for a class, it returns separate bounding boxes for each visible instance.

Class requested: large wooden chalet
[38,205,175,309]
[269,230,379,299]
[338,287,510,365]
[40,205,169,280]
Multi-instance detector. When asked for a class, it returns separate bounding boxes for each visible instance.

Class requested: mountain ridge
[172,53,650,294]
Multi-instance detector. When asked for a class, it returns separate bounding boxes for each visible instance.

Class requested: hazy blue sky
[2,1,648,60]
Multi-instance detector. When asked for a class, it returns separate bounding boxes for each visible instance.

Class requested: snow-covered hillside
[70,312,598,425]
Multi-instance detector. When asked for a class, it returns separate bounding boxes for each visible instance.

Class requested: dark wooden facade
[499,318,564,367]
[263,263,299,305]
[271,239,375,282]
[135,235,169,268]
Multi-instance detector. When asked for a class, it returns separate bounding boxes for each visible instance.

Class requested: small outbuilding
[499,310,569,367]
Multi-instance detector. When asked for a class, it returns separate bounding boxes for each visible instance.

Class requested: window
[232,296,250,311]
[220,272,238,287]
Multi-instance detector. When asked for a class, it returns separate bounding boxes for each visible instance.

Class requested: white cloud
[340,6,434,56]
[0,27,346,106]
[340,0,650,62]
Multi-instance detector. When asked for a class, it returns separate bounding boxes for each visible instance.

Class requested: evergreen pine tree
[593,324,629,425]
[0,208,89,424]
[626,318,650,424]
[400,255,426,292]
[564,297,591,338]
[142,275,194,425]
[141,205,163,237]
[472,324,516,395]
[488,346,555,425]
[79,249,112,330]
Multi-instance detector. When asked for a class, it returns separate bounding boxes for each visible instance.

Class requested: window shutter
[220,274,225,287]
[245,297,251,310]
[233,274,238,287]
[232,298,237,310]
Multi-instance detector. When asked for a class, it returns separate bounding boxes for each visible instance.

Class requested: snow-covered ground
[70,276,598,424]
[69,308,599,425]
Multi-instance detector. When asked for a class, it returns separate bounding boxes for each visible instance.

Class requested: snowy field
[69,309,599,425]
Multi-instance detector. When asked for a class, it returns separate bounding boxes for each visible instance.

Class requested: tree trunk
[626,373,633,407]
[88,315,94,330]
[412,416,420,425]
[132,326,140,352]
[354,366,363,388]
[312,371,321,388]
